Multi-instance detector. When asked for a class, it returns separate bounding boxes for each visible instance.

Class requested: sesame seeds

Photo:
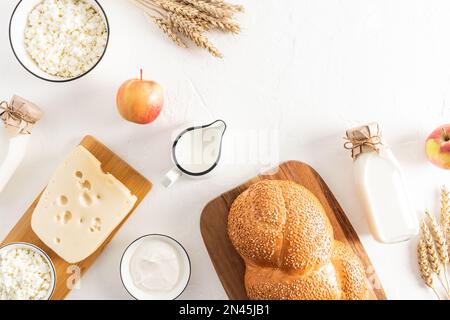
[228,180,369,300]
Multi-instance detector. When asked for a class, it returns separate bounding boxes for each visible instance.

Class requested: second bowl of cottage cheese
[9,0,110,82]
[0,243,56,300]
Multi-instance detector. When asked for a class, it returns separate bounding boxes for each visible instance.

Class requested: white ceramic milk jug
[163,120,227,188]
[345,123,419,243]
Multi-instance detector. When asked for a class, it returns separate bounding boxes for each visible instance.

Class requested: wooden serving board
[200,161,386,300]
[1,135,152,300]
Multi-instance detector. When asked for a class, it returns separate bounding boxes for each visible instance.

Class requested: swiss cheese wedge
[31,146,137,263]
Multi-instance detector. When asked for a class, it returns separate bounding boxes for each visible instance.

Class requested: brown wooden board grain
[1,135,152,300]
[200,161,387,300]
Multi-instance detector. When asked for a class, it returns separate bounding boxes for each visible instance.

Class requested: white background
[2,0,450,300]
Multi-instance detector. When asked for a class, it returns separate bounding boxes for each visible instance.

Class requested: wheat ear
[179,0,233,18]
[148,15,188,48]
[421,219,449,296]
[441,187,450,239]
[440,187,450,292]
[171,16,223,57]
[418,238,441,299]
[134,0,243,57]
[152,0,200,17]
[151,0,239,33]
[205,0,244,12]
[422,221,441,274]
[198,12,240,33]
[168,12,205,33]
[426,211,450,295]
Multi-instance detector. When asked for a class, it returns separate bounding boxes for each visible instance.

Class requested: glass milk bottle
[0,96,43,193]
[345,123,419,243]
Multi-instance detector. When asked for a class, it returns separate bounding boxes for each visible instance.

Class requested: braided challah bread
[228,180,369,300]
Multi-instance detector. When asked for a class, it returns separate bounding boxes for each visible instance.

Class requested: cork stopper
[0,95,43,134]
[345,123,383,160]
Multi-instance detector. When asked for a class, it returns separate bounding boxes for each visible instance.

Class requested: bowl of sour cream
[120,234,191,300]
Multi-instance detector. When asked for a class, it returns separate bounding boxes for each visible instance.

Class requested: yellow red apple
[425,124,450,169]
[116,70,164,125]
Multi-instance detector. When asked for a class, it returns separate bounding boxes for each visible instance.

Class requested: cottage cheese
[24,0,108,78]
[0,247,53,300]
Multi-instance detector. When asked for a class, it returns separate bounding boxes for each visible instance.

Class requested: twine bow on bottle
[344,123,383,160]
[0,100,35,135]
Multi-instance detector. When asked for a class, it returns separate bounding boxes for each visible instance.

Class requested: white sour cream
[130,239,181,292]
[120,235,191,300]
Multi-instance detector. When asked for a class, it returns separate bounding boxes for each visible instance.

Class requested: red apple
[425,124,450,169]
[116,70,164,124]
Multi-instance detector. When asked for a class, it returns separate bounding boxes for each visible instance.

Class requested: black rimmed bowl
[0,242,56,300]
[9,0,110,83]
[120,234,192,300]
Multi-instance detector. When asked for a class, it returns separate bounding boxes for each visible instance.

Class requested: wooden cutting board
[1,135,152,300]
[200,161,386,300]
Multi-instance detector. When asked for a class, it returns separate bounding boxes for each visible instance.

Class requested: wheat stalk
[148,15,187,48]
[190,33,222,57]
[132,0,242,57]
[426,211,450,294]
[427,211,449,265]
[439,187,450,271]
[204,0,244,12]
[441,187,450,236]
[150,0,199,16]
[416,191,450,299]
[168,12,206,33]
[422,218,450,299]
[178,0,232,18]
[166,11,222,57]
[176,12,211,31]
[421,220,443,287]
[418,238,441,299]
[197,12,240,33]
[421,221,441,275]
[170,16,222,57]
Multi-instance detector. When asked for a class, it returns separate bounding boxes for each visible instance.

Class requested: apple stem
[140,69,143,81]
[443,128,450,141]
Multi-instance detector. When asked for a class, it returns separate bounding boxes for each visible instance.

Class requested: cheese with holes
[31,146,137,263]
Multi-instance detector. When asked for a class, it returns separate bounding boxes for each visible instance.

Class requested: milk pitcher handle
[162,167,182,188]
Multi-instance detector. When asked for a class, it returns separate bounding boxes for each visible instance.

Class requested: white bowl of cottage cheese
[9,0,110,82]
[0,243,56,300]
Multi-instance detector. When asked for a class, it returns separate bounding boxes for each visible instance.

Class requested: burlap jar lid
[0,95,43,134]
[344,123,383,160]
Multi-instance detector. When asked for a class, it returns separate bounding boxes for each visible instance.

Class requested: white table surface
[1,0,449,300]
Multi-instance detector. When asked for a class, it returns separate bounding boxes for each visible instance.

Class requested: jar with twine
[0,95,43,192]
[0,95,43,135]
[344,123,384,160]
[343,122,420,244]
